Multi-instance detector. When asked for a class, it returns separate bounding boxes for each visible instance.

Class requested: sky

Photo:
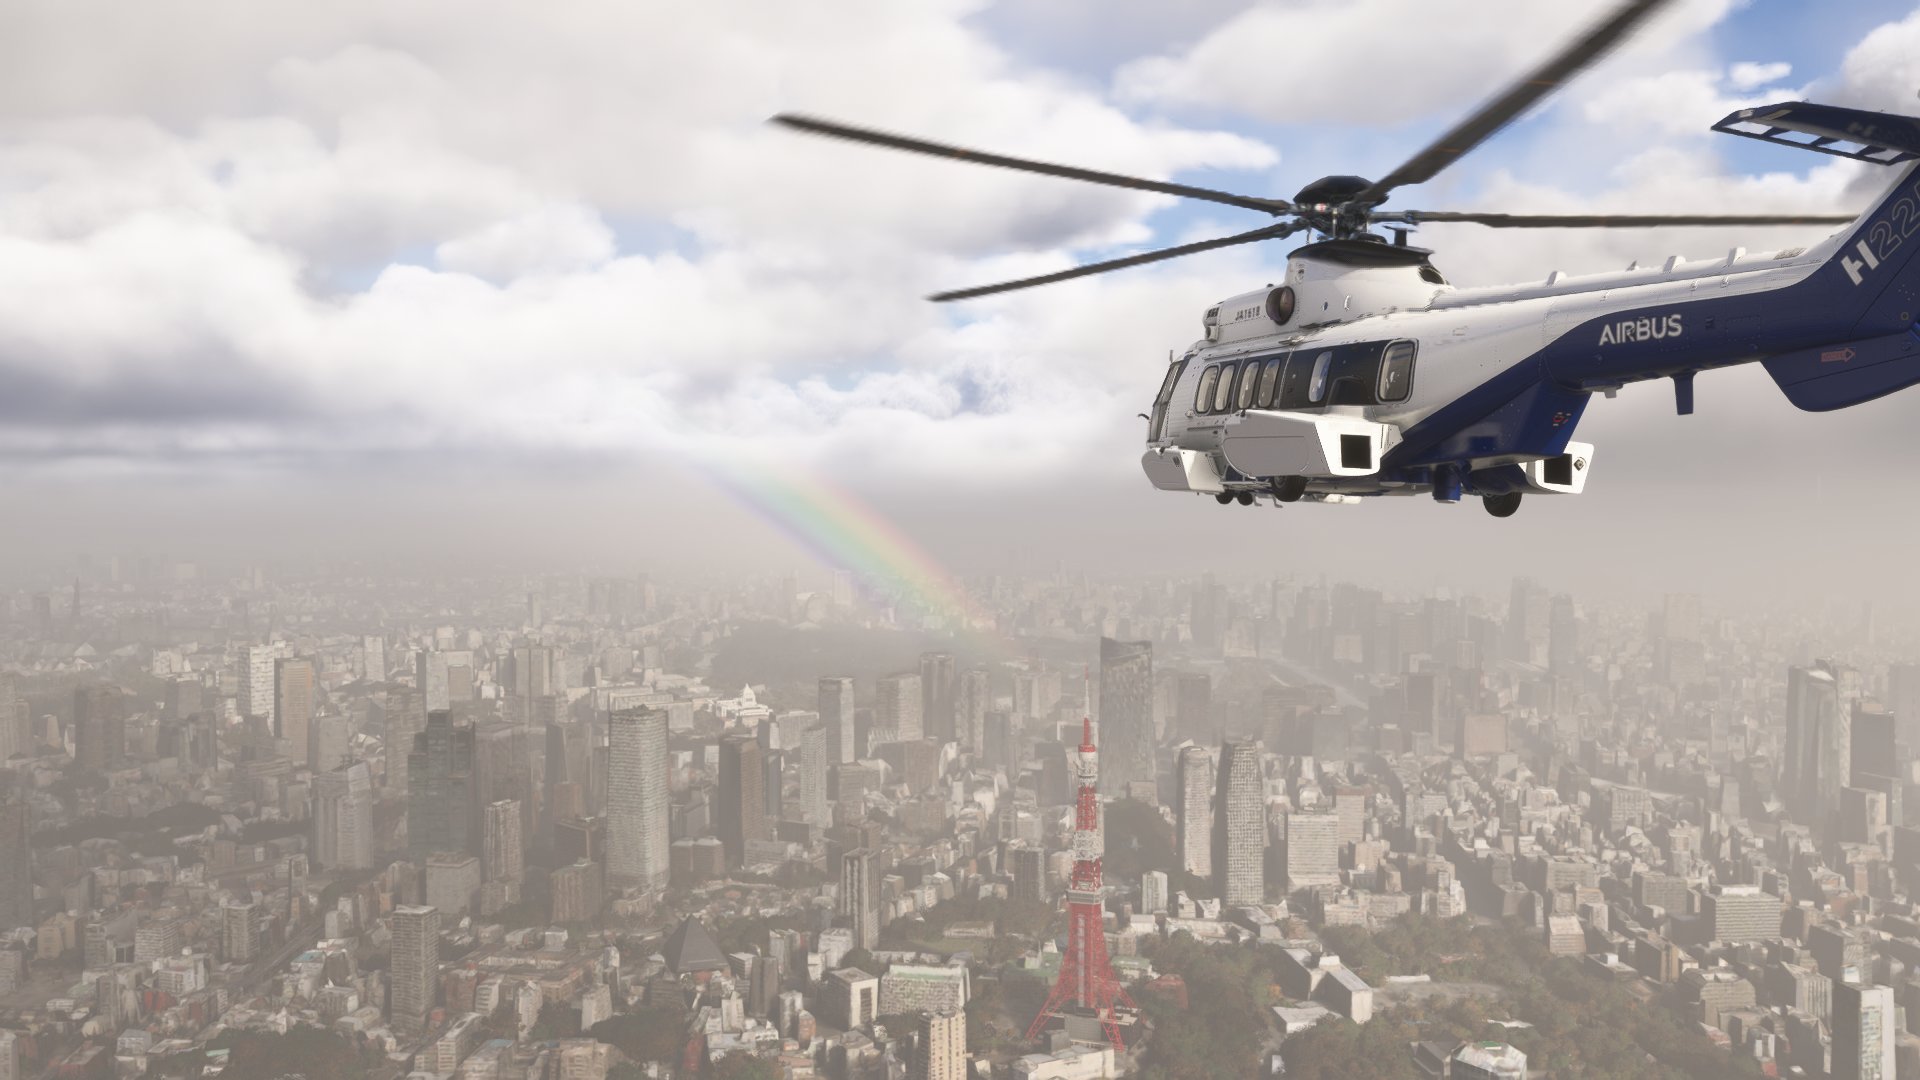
[2,0,1920,609]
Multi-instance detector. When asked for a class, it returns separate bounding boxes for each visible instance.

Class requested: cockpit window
[1256,357,1281,408]
[1308,351,1333,404]
[1195,366,1220,413]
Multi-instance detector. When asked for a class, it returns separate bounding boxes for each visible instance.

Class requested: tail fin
[1716,102,1920,410]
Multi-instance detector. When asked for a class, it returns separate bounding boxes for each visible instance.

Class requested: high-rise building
[273,657,314,761]
[1213,737,1264,906]
[0,1028,20,1080]
[877,673,924,743]
[1282,812,1341,891]
[1142,870,1169,915]
[391,905,440,1031]
[1099,638,1154,794]
[920,652,957,743]
[483,799,524,884]
[1834,981,1896,1080]
[819,676,856,764]
[956,668,991,755]
[221,900,256,963]
[798,724,830,826]
[1175,746,1213,880]
[312,761,374,871]
[239,645,275,719]
[72,683,125,772]
[544,712,592,829]
[718,734,768,868]
[417,650,451,714]
[384,687,424,797]
[842,847,880,950]
[408,710,475,860]
[1172,673,1212,740]
[1702,885,1784,944]
[359,634,386,682]
[1851,702,1897,784]
[1786,661,1852,832]
[0,800,31,930]
[915,1010,966,1080]
[1890,664,1920,756]
[606,709,669,891]
[0,676,23,765]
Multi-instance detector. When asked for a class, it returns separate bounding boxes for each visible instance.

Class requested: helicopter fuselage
[1144,163,1920,511]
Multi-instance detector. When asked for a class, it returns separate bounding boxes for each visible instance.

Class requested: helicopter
[774,0,1920,517]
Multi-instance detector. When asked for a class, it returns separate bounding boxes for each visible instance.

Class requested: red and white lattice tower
[1026,689,1138,1049]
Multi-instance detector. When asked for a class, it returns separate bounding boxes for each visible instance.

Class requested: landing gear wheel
[1215,493,1234,505]
[1235,491,1255,506]
[1483,492,1523,518]
[1271,476,1309,503]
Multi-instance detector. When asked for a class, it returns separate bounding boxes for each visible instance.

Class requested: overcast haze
[3,0,1920,610]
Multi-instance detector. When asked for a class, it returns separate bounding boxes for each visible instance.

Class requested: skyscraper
[1834,981,1896,1080]
[544,711,592,830]
[0,676,22,765]
[273,656,314,760]
[819,676,856,764]
[798,724,830,826]
[408,710,475,860]
[919,652,956,743]
[384,687,424,797]
[841,847,880,950]
[359,634,386,682]
[0,799,31,930]
[312,761,374,871]
[239,644,275,719]
[1175,746,1213,880]
[417,650,451,713]
[1785,661,1852,833]
[1213,737,1263,906]
[718,734,768,867]
[877,673,923,743]
[391,905,440,1032]
[483,799,524,884]
[1282,812,1341,891]
[1099,638,1154,794]
[915,1010,966,1080]
[606,709,669,891]
[222,900,257,963]
[956,668,991,755]
[72,683,125,772]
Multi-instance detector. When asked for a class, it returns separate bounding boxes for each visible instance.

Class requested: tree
[708,1054,781,1080]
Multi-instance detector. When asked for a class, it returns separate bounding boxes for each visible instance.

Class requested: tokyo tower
[1025,696,1138,1049]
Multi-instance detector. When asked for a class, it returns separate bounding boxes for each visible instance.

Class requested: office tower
[72,683,125,772]
[239,644,275,719]
[842,847,880,950]
[760,723,785,825]
[1890,664,1920,755]
[1404,671,1441,740]
[221,900,256,963]
[1282,812,1341,891]
[799,724,830,826]
[483,799,524,884]
[983,711,1013,770]
[550,860,605,923]
[1851,702,1897,783]
[718,734,768,867]
[310,713,350,773]
[510,645,553,700]
[1834,981,1896,1080]
[359,634,386,682]
[0,676,21,765]
[1548,593,1580,674]
[1213,737,1264,906]
[1099,638,1154,794]
[544,713,592,830]
[417,650,451,713]
[1505,576,1550,664]
[1173,673,1211,740]
[1785,661,1851,831]
[956,668,991,755]
[1010,843,1046,906]
[391,905,440,1031]
[920,652,956,742]
[273,657,314,759]
[819,676,856,764]
[1176,746,1213,879]
[382,687,423,797]
[915,1011,966,1080]
[1142,870,1169,915]
[606,709,669,891]
[1702,885,1784,944]
[312,761,374,871]
[0,800,30,930]
[408,710,475,860]
[877,673,924,742]
[473,722,535,845]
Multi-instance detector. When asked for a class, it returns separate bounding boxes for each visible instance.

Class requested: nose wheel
[1482,492,1523,518]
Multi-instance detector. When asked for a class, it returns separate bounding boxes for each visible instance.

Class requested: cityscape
[0,557,1914,1079]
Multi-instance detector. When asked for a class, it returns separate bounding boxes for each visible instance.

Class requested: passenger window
[1236,360,1261,410]
[1195,366,1220,413]
[1329,343,1385,406]
[1276,354,1311,408]
[1308,351,1333,404]
[1379,341,1416,403]
[1213,361,1237,412]
[1257,357,1281,408]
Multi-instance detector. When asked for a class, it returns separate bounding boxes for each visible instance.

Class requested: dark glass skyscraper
[407,710,474,860]
[1098,637,1153,794]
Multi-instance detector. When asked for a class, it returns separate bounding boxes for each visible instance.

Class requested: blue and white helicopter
[777,0,1919,517]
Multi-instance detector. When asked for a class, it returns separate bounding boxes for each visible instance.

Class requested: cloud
[1727,61,1792,91]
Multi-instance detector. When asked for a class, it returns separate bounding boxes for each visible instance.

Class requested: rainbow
[706,458,1003,641]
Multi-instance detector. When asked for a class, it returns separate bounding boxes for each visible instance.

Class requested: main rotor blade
[1376,210,1858,228]
[929,222,1303,302]
[1353,0,1676,206]
[772,113,1291,216]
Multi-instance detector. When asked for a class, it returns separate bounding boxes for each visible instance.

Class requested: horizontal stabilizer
[1712,102,1920,165]
[1763,330,1920,412]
